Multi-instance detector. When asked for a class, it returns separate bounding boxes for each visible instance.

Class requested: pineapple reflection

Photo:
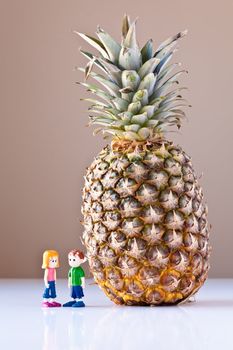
[41,306,202,350]
[82,307,200,350]
[41,295,209,350]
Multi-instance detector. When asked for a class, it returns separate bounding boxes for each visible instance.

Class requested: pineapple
[76,15,210,305]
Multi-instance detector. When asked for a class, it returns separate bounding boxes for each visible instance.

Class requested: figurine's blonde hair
[42,250,59,269]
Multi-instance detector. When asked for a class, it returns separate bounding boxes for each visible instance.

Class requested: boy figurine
[63,249,86,308]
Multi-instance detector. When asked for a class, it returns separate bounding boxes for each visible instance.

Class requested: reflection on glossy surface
[42,309,57,350]
[0,279,232,349]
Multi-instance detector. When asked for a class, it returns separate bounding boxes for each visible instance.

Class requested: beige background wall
[0,0,232,278]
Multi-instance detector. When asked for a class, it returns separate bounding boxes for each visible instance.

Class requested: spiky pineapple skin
[82,140,210,305]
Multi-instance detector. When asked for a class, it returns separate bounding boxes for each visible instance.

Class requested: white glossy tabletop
[0,279,232,349]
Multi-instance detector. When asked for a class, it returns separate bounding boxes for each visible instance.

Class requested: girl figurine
[42,250,61,308]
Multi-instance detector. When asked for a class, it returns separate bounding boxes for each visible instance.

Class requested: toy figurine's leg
[72,286,85,307]
[49,282,61,307]
[42,284,53,308]
[63,286,77,307]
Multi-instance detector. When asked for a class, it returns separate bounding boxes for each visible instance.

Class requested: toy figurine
[42,250,61,308]
[63,249,86,307]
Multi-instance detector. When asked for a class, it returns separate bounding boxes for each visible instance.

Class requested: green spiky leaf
[96,26,121,63]
[77,15,188,141]
[141,39,153,63]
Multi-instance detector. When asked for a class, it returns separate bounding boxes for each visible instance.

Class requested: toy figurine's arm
[44,269,49,288]
[68,270,71,288]
[81,276,85,289]
[54,269,56,283]
[80,263,86,288]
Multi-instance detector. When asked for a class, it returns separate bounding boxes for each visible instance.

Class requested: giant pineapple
[77,15,211,305]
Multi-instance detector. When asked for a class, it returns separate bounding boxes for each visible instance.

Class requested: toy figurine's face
[48,256,58,268]
[68,255,84,267]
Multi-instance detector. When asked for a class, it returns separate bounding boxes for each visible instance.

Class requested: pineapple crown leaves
[75,14,189,141]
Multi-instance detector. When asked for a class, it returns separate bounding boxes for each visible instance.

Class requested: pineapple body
[82,140,210,305]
